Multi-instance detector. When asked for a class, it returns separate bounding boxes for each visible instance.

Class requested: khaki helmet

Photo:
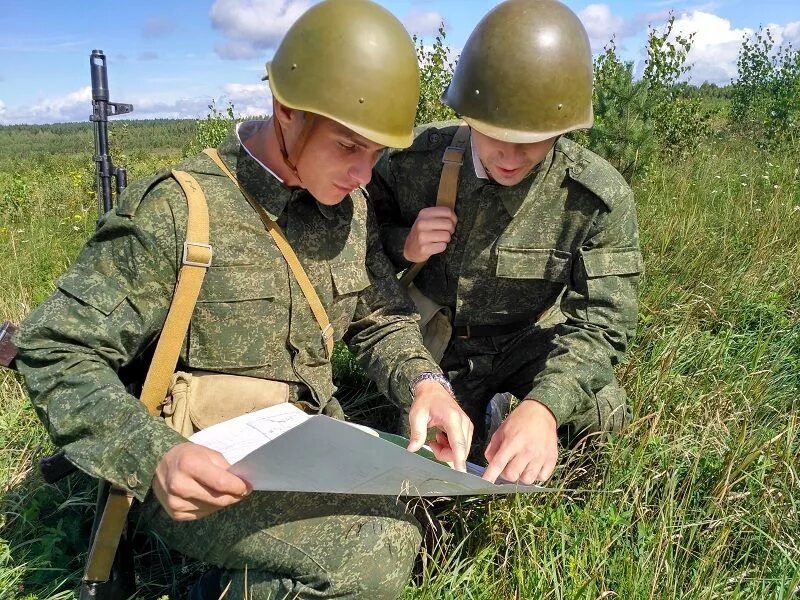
[442,0,594,143]
[265,0,420,148]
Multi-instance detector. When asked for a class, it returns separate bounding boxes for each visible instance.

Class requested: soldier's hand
[403,206,457,263]
[482,399,558,485]
[153,442,252,521]
[407,380,473,472]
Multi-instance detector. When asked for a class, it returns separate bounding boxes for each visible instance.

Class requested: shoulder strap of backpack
[139,170,212,416]
[399,123,470,287]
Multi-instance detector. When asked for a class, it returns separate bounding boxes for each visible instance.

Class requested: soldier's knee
[561,381,631,446]
[595,382,631,433]
[330,517,422,599]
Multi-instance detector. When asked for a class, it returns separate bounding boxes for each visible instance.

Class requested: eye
[337,141,357,152]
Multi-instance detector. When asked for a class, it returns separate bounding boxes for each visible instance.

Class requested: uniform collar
[215,120,339,221]
[497,143,558,218]
[469,130,557,218]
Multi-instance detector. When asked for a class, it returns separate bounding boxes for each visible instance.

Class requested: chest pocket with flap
[189,264,288,369]
[328,262,371,340]
[495,247,572,282]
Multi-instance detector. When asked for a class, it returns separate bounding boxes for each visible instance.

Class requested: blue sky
[1,0,799,124]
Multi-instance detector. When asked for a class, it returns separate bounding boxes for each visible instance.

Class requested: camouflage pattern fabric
[370,121,642,437]
[14,120,440,596]
[139,491,422,599]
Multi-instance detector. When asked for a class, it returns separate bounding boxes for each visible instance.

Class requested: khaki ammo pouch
[162,371,291,437]
[399,124,470,362]
[405,283,452,364]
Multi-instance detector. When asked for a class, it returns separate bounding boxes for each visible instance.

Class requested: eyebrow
[333,123,383,151]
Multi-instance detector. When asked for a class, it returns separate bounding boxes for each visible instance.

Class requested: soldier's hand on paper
[403,206,457,263]
[407,379,473,472]
[482,399,558,485]
[153,442,252,521]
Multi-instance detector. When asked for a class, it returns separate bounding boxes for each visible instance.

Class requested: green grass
[1,120,798,598]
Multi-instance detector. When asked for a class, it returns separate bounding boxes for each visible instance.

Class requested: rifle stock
[0,321,16,369]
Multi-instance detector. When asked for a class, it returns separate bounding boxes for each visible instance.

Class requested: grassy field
[0,118,798,599]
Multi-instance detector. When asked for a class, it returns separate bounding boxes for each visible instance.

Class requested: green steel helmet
[265,0,420,148]
[442,0,594,143]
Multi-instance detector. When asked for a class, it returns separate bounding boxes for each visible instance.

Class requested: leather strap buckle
[182,241,213,267]
[442,145,465,165]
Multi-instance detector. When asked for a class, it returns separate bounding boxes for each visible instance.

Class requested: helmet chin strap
[272,112,316,188]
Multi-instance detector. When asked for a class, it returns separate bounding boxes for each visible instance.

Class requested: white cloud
[126,95,217,120]
[223,82,267,97]
[578,4,626,51]
[210,0,314,60]
[222,82,272,117]
[404,9,444,37]
[785,21,800,44]
[1,86,93,124]
[0,81,273,124]
[764,20,800,47]
[665,11,752,84]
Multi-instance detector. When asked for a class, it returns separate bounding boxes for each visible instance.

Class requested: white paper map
[190,403,547,497]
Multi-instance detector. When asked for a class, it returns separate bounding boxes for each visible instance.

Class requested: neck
[243,118,302,187]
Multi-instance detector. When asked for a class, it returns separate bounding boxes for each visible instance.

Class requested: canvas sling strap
[202,147,334,358]
[399,123,471,287]
[83,169,211,585]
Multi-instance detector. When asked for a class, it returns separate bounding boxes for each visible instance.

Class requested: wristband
[409,372,455,400]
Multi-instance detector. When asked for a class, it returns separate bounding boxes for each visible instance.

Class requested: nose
[349,158,372,187]
[496,141,525,168]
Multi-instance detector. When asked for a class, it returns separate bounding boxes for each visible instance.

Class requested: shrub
[184,101,237,157]
[584,39,657,181]
[730,27,800,147]
[413,25,457,126]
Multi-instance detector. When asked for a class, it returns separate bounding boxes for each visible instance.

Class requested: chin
[317,190,349,206]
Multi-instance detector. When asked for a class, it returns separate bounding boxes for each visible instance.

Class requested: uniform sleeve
[528,187,642,428]
[343,204,441,408]
[14,182,187,501]
[368,153,413,272]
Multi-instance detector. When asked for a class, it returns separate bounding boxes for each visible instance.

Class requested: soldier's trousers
[439,322,631,453]
[140,491,422,599]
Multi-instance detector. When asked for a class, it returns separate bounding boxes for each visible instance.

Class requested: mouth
[333,182,354,195]
[494,165,522,178]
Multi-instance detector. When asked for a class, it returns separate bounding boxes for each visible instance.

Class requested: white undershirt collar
[470,131,489,180]
[236,120,284,183]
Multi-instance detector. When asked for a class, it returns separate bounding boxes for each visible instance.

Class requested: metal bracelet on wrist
[409,372,455,401]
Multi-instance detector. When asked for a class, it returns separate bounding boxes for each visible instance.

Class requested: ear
[273,98,303,130]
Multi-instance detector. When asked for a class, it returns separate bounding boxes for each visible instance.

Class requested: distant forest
[0,119,198,158]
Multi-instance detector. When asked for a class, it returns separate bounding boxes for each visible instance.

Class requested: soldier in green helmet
[14,1,474,598]
[371,0,642,485]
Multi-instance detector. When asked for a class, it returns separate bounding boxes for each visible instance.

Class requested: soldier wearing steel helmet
[14,1,474,598]
[371,0,642,485]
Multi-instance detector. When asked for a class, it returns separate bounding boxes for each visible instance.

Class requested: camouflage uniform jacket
[370,121,643,428]
[15,121,439,501]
